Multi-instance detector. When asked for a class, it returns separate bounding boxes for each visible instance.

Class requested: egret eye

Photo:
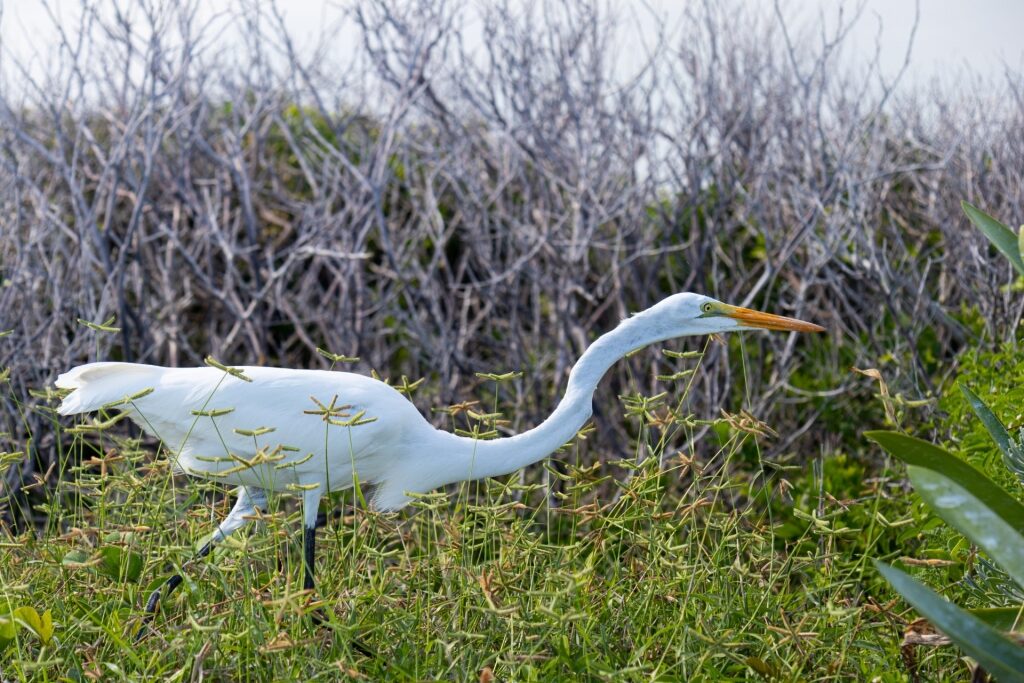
[701,302,713,313]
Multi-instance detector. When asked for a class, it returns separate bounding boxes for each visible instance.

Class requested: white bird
[56,293,823,628]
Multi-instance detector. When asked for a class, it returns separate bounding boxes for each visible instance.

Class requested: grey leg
[138,486,268,638]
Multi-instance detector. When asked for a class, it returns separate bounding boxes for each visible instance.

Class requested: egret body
[56,293,823,627]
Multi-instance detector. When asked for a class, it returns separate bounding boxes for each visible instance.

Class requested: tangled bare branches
[1,0,1022,500]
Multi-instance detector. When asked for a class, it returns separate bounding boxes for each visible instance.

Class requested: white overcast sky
[2,1,1022,89]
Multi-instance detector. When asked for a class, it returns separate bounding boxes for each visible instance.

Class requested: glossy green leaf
[962,201,1024,276]
[865,431,1024,530]
[13,606,53,645]
[907,465,1024,588]
[61,549,92,566]
[877,562,1024,682]
[959,383,1012,457]
[969,607,1024,632]
[0,615,16,651]
[13,606,41,633]
[98,546,144,583]
[102,530,139,545]
[38,609,53,645]
[1019,223,1024,268]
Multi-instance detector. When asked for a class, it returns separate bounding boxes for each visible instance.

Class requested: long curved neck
[430,311,677,487]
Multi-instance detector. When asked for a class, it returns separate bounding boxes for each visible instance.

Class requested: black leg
[303,525,316,591]
[136,487,267,640]
[302,523,372,658]
[136,541,212,641]
[304,524,331,628]
[302,506,375,659]
[301,488,323,595]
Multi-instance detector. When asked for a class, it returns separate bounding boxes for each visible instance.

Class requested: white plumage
[55,292,823,628]
[56,362,429,510]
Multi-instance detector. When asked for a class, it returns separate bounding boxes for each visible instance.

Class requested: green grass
[0,366,977,681]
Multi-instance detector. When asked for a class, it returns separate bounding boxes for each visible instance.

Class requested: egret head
[647,292,825,336]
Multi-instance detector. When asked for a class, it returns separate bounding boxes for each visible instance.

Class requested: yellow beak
[721,304,825,333]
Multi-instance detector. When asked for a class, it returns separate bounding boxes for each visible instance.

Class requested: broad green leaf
[865,431,1024,530]
[13,606,40,633]
[98,546,122,579]
[1020,223,1024,269]
[38,609,53,645]
[959,383,1012,456]
[962,201,1024,276]
[13,606,52,645]
[61,549,92,566]
[876,562,1024,682]
[0,615,16,651]
[908,466,1024,588]
[98,546,144,583]
[969,607,1024,632]
[123,550,144,582]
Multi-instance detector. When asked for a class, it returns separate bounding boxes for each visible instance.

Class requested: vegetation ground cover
[0,343,986,681]
[2,1,1023,680]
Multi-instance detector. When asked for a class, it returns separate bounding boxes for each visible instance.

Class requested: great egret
[56,293,823,630]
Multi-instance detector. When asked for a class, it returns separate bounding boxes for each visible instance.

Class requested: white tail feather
[56,362,163,416]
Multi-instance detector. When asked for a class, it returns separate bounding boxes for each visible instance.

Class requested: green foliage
[960,383,1024,486]
[876,562,1024,682]
[3,606,55,647]
[864,202,1024,679]
[908,464,1024,587]
[97,545,145,583]
[765,450,919,568]
[869,430,1024,677]
[0,360,960,681]
[962,201,1024,276]
[0,613,18,651]
[940,346,1024,489]
[959,383,1014,458]
[866,432,1024,530]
